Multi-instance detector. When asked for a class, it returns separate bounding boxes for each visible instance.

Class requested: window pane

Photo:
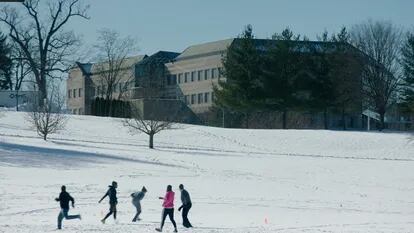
[204,92,210,103]
[198,70,203,81]
[205,69,210,80]
[184,72,189,83]
[178,73,183,84]
[212,68,217,79]
[172,75,177,84]
[198,93,203,104]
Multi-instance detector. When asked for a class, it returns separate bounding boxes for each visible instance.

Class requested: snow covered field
[0,111,413,233]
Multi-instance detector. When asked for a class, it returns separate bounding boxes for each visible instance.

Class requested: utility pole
[15,64,19,111]
[222,108,225,128]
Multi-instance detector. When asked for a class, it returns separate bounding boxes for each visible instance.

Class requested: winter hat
[142,186,147,192]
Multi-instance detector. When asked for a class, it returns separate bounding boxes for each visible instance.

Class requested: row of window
[167,67,223,85]
[70,108,83,115]
[184,92,214,105]
[68,81,136,99]
[68,88,82,99]
[95,81,133,96]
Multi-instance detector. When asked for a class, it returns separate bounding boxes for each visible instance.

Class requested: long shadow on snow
[0,142,182,168]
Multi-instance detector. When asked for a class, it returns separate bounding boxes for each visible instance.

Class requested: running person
[156,185,177,232]
[131,186,147,222]
[55,185,81,230]
[99,181,118,224]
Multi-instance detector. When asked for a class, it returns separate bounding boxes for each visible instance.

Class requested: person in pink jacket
[156,185,178,232]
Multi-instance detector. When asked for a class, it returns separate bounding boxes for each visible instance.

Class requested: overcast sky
[43,0,414,56]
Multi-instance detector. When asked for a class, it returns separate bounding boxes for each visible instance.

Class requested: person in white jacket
[131,186,147,222]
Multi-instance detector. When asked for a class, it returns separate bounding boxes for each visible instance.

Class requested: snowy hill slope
[0,112,413,232]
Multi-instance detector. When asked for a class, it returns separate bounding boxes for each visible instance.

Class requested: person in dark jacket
[55,185,81,230]
[178,184,192,228]
[131,186,147,222]
[99,181,118,224]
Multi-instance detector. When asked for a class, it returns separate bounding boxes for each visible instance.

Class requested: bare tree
[351,20,403,130]
[26,86,67,140]
[0,0,89,105]
[10,43,31,91]
[94,29,137,105]
[123,100,181,149]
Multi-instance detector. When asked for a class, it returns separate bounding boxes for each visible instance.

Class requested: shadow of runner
[0,142,183,168]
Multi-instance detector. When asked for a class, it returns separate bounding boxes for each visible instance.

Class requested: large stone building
[67,55,147,115]
[67,39,231,117]
[67,38,368,128]
[165,39,230,114]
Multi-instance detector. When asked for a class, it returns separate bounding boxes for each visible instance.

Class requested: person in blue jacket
[131,186,147,222]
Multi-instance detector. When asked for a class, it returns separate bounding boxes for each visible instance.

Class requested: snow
[0,111,413,232]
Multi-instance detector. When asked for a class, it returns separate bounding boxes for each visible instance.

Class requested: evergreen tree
[331,26,350,43]
[214,25,264,128]
[331,27,363,130]
[401,33,414,112]
[0,32,12,90]
[310,27,362,130]
[307,31,337,129]
[261,28,304,129]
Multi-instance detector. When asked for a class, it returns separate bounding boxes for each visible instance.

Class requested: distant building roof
[175,39,234,61]
[173,38,360,62]
[75,55,148,76]
[137,51,180,66]
[91,55,147,73]
[76,62,93,75]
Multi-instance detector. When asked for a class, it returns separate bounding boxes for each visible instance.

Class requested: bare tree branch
[122,100,181,149]
[92,28,137,115]
[351,19,403,130]
[25,83,68,140]
[0,0,89,105]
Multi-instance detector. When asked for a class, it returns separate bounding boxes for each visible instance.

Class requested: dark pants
[103,203,117,221]
[182,203,192,228]
[132,201,142,222]
[57,208,80,229]
[160,208,177,230]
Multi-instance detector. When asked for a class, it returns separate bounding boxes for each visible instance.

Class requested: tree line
[214,22,414,130]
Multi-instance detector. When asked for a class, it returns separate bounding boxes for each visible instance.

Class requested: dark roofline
[172,38,361,62]
[75,62,93,76]
[174,50,227,62]
[136,50,180,66]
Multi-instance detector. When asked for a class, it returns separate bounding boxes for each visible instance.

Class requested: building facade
[67,55,147,115]
[165,39,230,114]
[67,38,370,128]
